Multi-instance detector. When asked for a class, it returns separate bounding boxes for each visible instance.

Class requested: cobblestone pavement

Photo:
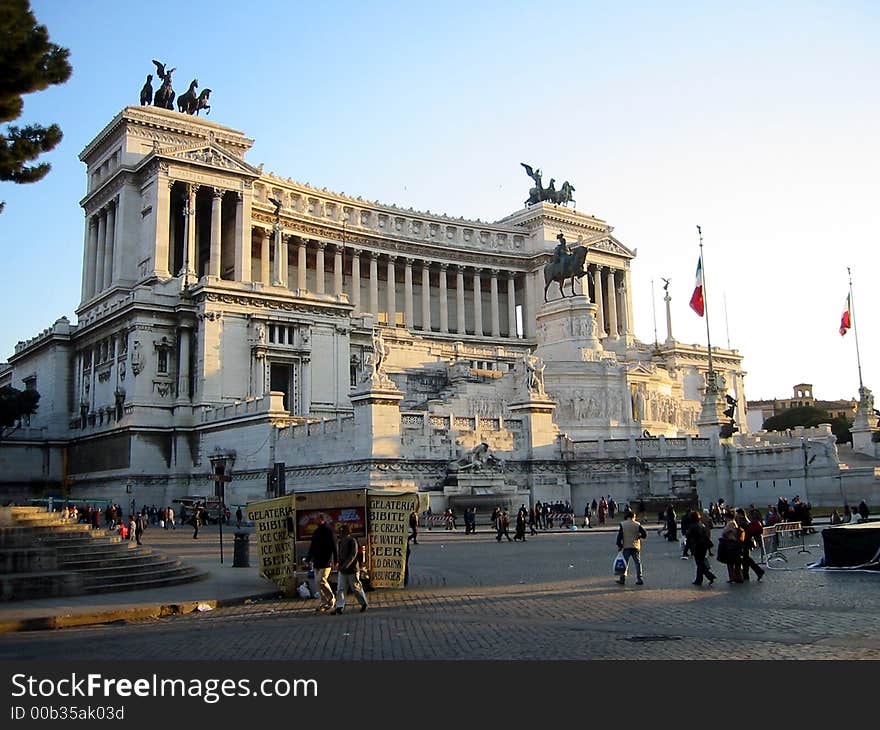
[1,527,878,660]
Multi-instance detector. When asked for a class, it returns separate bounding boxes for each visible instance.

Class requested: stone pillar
[315,242,326,294]
[234,191,251,282]
[369,252,379,317]
[94,209,107,294]
[439,263,449,333]
[404,258,414,329]
[421,262,431,331]
[209,189,222,278]
[456,266,466,335]
[386,256,397,326]
[490,269,500,337]
[333,244,343,296]
[350,249,361,311]
[593,266,606,336]
[617,281,628,339]
[350,380,405,460]
[82,215,97,300]
[153,175,172,279]
[664,289,674,343]
[300,358,311,416]
[104,201,116,290]
[507,272,517,338]
[176,326,191,403]
[259,228,270,284]
[272,226,283,286]
[297,240,307,291]
[606,268,619,339]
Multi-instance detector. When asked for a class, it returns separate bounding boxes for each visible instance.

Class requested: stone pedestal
[697,378,727,439]
[350,378,404,459]
[509,396,559,460]
[851,386,878,456]
[534,296,603,362]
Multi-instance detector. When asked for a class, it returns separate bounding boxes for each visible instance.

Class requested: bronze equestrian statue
[543,234,589,301]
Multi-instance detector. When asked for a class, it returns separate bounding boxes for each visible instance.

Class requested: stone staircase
[0,507,207,601]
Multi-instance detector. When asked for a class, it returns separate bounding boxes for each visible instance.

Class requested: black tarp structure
[821,522,880,569]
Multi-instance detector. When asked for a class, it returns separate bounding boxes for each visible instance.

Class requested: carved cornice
[200,291,352,318]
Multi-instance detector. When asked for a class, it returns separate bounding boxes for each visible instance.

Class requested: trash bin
[233,531,250,567]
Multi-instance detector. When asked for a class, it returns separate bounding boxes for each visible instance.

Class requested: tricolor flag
[840,294,852,336]
[689,255,705,316]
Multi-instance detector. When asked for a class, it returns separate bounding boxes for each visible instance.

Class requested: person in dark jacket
[686,510,716,586]
[664,504,678,542]
[333,524,367,614]
[306,515,339,612]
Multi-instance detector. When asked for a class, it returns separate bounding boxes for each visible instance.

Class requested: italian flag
[840,293,852,336]
[689,255,705,316]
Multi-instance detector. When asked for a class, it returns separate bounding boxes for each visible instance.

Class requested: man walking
[686,509,717,586]
[615,509,647,586]
[333,524,368,614]
[408,507,419,544]
[306,514,339,613]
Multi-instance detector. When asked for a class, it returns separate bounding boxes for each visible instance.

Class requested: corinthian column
[456,266,466,335]
[104,201,116,290]
[350,249,361,311]
[606,267,619,339]
[472,269,483,336]
[315,242,326,294]
[333,244,343,296]
[507,272,517,338]
[593,265,606,336]
[490,269,500,338]
[421,262,431,331]
[297,240,307,291]
[404,258,414,329]
[176,326,192,403]
[209,189,222,278]
[82,215,97,301]
[94,209,107,294]
[184,184,198,282]
[369,252,379,317]
[439,263,449,333]
[624,268,634,335]
[259,228,270,284]
[386,255,397,326]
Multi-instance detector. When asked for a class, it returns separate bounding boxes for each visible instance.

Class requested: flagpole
[848,267,864,390]
[697,225,714,379]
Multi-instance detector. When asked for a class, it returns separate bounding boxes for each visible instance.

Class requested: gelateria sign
[246,496,296,591]
[367,492,419,588]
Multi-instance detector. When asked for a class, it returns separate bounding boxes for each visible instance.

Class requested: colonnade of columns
[255,231,525,339]
[580,262,634,340]
[82,196,119,301]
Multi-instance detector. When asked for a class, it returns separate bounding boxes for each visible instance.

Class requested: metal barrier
[761,522,812,566]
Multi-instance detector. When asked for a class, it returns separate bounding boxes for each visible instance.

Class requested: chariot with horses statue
[140,61,212,115]
[521,163,576,207]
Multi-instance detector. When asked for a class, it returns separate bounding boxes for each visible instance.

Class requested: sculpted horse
[546,181,575,206]
[192,88,211,115]
[177,79,199,114]
[543,245,588,301]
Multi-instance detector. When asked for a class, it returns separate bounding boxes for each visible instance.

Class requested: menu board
[367,493,419,588]
[246,495,296,591]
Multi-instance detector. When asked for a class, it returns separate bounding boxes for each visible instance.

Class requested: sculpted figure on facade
[130,341,144,376]
[523,351,546,397]
[364,327,392,386]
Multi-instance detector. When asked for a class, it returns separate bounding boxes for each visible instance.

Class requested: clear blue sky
[3,0,878,402]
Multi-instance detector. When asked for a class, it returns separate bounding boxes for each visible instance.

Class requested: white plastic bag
[613,551,627,576]
[297,582,312,599]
